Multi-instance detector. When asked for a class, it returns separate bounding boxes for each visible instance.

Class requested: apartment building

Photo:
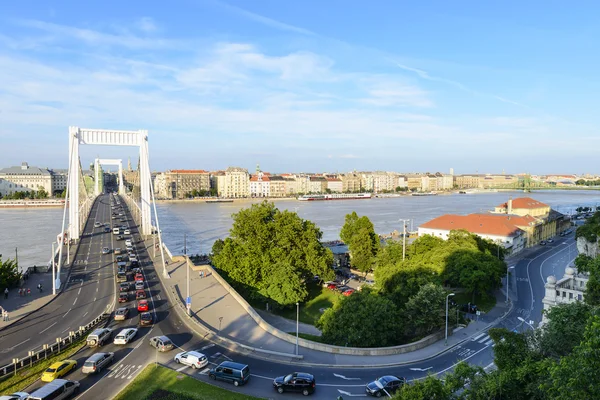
[309,176,327,193]
[249,172,270,198]
[50,169,68,195]
[210,171,226,197]
[326,177,343,193]
[342,172,362,192]
[223,167,250,198]
[164,170,211,198]
[454,174,481,189]
[269,176,287,197]
[0,162,53,196]
[542,268,588,323]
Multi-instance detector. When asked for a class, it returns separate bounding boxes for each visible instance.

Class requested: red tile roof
[420,213,535,237]
[250,175,270,182]
[496,197,549,210]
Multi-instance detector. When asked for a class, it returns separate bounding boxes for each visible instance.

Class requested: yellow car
[41,359,77,382]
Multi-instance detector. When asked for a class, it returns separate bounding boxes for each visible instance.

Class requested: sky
[1,1,599,175]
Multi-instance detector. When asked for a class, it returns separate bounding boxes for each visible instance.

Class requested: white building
[50,169,68,195]
[250,172,270,197]
[542,267,588,323]
[153,173,170,199]
[223,167,249,198]
[0,162,53,197]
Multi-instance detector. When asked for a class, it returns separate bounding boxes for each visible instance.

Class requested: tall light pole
[518,316,535,330]
[295,302,300,355]
[51,243,56,295]
[185,233,190,317]
[399,219,410,261]
[506,266,515,303]
[445,293,455,345]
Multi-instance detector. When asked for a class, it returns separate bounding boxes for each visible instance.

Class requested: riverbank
[0,200,65,208]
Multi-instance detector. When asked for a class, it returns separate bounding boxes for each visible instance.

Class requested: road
[20,197,580,399]
[0,194,116,366]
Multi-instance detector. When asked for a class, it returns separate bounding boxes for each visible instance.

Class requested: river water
[2,190,599,267]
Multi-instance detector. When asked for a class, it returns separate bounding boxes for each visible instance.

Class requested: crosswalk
[106,363,143,380]
[471,333,494,347]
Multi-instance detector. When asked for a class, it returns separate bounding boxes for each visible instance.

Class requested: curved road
[15,197,579,399]
[0,194,116,366]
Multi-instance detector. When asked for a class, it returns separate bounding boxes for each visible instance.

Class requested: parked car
[137,300,149,312]
[41,360,77,382]
[540,240,547,245]
[113,328,138,345]
[326,283,338,290]
[174,351,208,369]
[125,240,133,247]
[114,307,129,321]
[118,293,129,303]
[342,288,355,296]
[547,238,554,243]
[148,336,174,352]
[336,285,351,293]
[136,289,146,299]
[366,375,406,397]
[273,372,316,396]
[139,312,153,326]
[82,352,114,374]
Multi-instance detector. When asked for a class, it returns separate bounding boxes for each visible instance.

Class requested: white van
[113,227,120,235]
[26,379,80,400]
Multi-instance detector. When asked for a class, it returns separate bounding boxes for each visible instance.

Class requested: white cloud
[135,17,158,33]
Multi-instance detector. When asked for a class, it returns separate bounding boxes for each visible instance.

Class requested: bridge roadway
[0,194,116,366]
[17,197,578,399]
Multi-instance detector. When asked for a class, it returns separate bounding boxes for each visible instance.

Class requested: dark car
[130,260,140,268]
[366,375,405,397]
[273,372,316,396]
[116,235,125,241]
[119,282,131,292]
[138,312,153,326]
[119,293,129,303]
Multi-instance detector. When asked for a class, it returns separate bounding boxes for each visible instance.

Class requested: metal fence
[0,312,109,378]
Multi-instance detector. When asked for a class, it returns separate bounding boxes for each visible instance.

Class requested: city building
[49,169,68,195]
[309,176,327,193]
[326,177,343,193]
[0,162,53,197]
[542,267,588,323]
[269,176,287,197]
[418,213,528,255]
[223,167,249,198]
[249,171,270,198]
[341,172,362,192]
[165,169,211,199]
[454,174,481,189]
[493,197,550,217]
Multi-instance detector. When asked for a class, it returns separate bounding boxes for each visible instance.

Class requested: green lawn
[453,292,497,313]
[114,365,263,400]
[273,282,339,325]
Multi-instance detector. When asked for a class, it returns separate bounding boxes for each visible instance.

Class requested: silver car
[82,352,114,374]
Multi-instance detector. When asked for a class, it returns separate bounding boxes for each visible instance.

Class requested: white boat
[298,193,372,201]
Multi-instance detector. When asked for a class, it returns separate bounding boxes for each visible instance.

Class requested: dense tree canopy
[340,212,379,273]
[404,283,448,338]
[0,256,21,290]
[211,201,334,307]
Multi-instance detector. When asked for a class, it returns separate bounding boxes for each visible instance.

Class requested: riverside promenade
[144,238,511,367]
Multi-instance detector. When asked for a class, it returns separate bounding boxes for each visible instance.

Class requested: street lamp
[506,266,515,303]
[295,302,300,355]
[398,219,410,261]
[445,293,455,345]
[517,316,535,330]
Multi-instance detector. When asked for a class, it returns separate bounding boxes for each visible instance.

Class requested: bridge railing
[0,312,109,378]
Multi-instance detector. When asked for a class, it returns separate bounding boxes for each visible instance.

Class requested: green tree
[340,212,379,273]
[36,186,48,199]
[538,301,592,358]
[392,375,450,400]
[0,256,21,290]
[403,283,447,337]
[211,201,334,307]
[317,290,402,347]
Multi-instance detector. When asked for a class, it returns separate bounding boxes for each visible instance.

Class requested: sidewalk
[256,310,322,337]
[147,239,512,366]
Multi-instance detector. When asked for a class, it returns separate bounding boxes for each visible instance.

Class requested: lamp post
[184,233,190,317]
[518,316,535,330]
[51,242,56,295]
[445,293,455,345]
[295,302,300,355]
[506,266,515,303]
[398,219,410,261]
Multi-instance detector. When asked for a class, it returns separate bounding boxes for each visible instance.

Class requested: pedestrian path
[256,309,322,337]
[145,238,513,367]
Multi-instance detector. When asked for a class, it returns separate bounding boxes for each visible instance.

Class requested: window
[562,291,566,298]
[569,292,573,299]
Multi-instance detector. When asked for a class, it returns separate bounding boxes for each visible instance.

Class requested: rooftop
[419,213,536,237]
[497,197,549,210]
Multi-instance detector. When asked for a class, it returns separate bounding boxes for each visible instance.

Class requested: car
[119,282,132,292]
[322,281,337,288]
[94,222,102,228]
[41,360,77,382]
[366,375,406,397]
[148,336,174,352]
[118,293,129,303]
[547,238,554,243]
[135,281,144,290]
[102,247,111,255]
[342,288,355,296]
[113,328,137,345]
[136,289,146,299]
[116,272,128,283]
[132,267,142,275]
[116,235,125,241]
[174,351,208,369]
[118,213,124,216]
[0,392,29,400]
[137,300,149,312]
[104,226,110,233]
[139,312,153,326]
[82,352,114,374]
[540,240,547,245]
[114,248,122,255]
[130,260,140,268]
[336,285,350,293]
[125,239,133,247]
[129,255,138,263]
[114,307,129,321]
[112,215,118,219]
[86,328,112,347]
[124,229,131,235]
[135,273,144,282]
[126,245,134,252]
[273,372,316,396]
[326,283,338,290]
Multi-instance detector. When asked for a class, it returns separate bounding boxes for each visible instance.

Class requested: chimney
[21,162,29,170]
[508,197,513,215]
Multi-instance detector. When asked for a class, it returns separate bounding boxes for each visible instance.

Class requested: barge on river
[298,193,372,201]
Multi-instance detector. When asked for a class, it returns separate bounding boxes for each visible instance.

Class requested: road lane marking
[198,367,210,375]
[176,366,187,372]
[82,311,88,318]
[78,288,81,295]
[61,327,70,333]
[73,298,78,306]
[200,344,215,351]
[11,338,31,349]
[484,339,494,346]
[471,333,485,341]
[477,335,490,344]
[40,322,57,334]
[62,309,71,318]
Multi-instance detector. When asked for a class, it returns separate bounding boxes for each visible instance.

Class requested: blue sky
[1,1,599,174]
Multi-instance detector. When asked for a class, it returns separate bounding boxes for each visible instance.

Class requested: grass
[287,332,326,344]
[0,337,86,394]
[453,292,497,313]
[272,282,339,325]
[114,365,263,400]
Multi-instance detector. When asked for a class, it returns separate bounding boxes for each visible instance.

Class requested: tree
[0,256,21,290]
[403,283,447,337]
[317,290,402,347]
[538,301,592,358]
[340,212,379,273]
[392,375,450,400]
[36,186,48,199]
[211,201,334,307]
[488,328,538,371]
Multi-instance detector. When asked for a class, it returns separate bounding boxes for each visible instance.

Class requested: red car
[327,283,338,290]
[342,289,355,296]
[137,300,149,312]
[136,289,146,300]
[134,273,144,282]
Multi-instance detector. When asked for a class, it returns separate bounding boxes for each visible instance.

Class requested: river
[2,190,599,268]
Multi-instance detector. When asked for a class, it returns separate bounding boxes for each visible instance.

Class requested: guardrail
[0,312,109,378]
